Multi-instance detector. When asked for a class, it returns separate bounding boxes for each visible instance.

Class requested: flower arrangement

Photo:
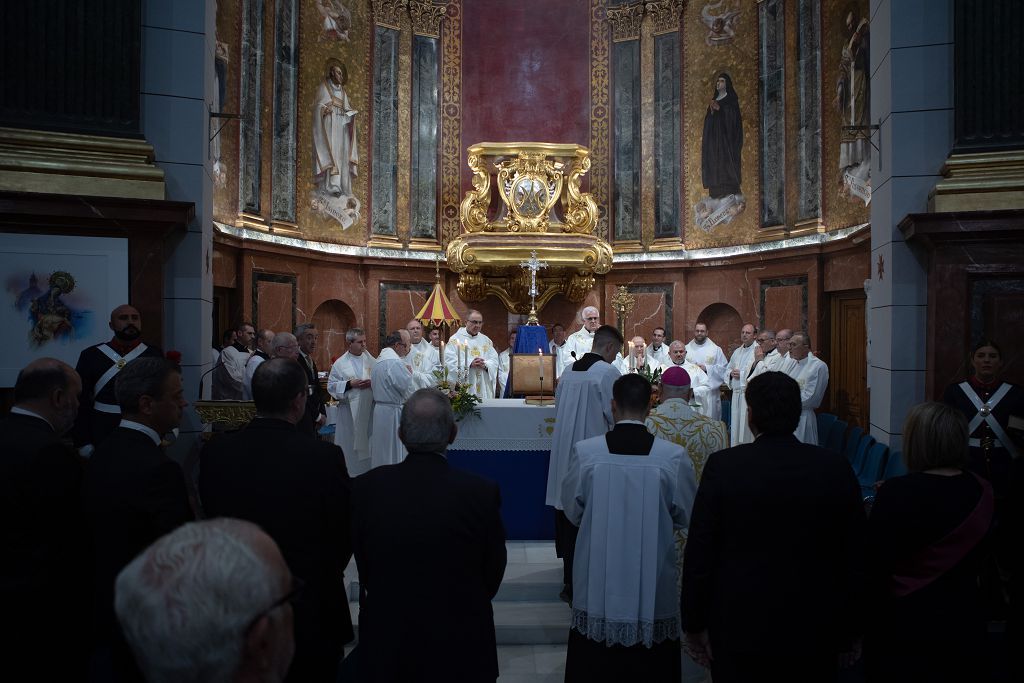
[637,363,662,385]
[432,365,482,421]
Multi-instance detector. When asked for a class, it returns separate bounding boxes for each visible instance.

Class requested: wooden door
[828,290,867,429]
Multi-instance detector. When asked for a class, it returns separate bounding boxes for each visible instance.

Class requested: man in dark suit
[200,358,353,682]
[681,371,866,682]
[353,388,507,682]
[1,358,89,680]
[295,322,327,437]
[83,356,194,681]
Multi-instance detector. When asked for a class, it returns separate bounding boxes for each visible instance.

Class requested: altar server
[444,310,500,399]
[562,374,697,681]
[685,322,728,421]
[370,330,424,468]
[785,332,829,444]
[328,327,376,476]
[546,324,623,602]
[727,323,758,445]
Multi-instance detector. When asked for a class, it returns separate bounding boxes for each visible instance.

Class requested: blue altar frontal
[446,398,556,540]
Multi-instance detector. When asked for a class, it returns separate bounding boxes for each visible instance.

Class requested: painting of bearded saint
[694,72,746,233]
[835,4,870,204]
[311,60,361,230]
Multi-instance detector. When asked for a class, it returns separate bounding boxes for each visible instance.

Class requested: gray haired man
[328,327,376,475]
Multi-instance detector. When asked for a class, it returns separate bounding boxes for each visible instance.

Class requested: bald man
[562,306,623,374]
[444,310,500,399]
[2,358,89,679]
[72,304,163,455]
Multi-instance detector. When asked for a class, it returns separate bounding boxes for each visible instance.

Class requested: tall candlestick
[538,349,544,382]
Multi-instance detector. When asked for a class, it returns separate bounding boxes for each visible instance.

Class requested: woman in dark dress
[701,72,743,199]
[865,402,994,683]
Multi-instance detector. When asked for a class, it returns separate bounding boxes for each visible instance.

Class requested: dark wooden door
[828,290,867,429]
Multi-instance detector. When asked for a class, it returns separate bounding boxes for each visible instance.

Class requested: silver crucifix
[519,250,548,324]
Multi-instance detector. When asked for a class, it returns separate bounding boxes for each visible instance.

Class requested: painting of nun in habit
[311,59,361,230]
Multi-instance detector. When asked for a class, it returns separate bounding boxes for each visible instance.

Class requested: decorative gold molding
[440,0,462,245]
[409,0,447,37]
[754,226,788,242]
[372,0,408,30]
[564,152,599,234]
[929,150,1024,212]
[607,1,644,42]
[194,400,256,427]
[646,0,683,35]
[0,126,165,200]
[590,0,611,239]
[459,153,491,233]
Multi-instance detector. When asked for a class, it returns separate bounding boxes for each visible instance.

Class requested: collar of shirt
[118,419,162,446]
[9,406,54,430]
[616,419,647,426]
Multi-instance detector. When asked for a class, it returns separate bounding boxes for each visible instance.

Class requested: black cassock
[701,75,743,199]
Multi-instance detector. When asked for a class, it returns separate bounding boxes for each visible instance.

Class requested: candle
[456,341,461,371]
[440,340,445,371]
[538,349,544,382]
[464,343,469,369]
[628,341,635,371]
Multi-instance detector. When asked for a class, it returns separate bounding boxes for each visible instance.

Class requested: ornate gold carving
[607,1,645,42]
[929,150,1024,212]
[564,153,600,234]
[194,400,257,427]
[565,272,597,303]
[590,0,611,239]
[409,0,447,37]
[495,152,565,232]
[440,0,462,245]
[459,153,491,233]
[0,126,165,200]
[371,0,408,29]
[456,269,486,301]
[647,0,683,35]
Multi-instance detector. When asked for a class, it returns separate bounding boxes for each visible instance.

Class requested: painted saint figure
[313,61,359,199]
[701,73,743,199]
[835,5,871,203]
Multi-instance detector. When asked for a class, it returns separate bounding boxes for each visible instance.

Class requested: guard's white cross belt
[93,343,150,413]
[959,382,1019,460]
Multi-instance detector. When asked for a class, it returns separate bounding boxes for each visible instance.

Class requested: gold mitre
[446,142,612,315]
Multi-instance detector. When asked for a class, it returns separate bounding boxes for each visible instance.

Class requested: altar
[447,398,556,540]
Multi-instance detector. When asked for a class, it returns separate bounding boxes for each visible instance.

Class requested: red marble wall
[255,280,293,333]
[763,286,804,334]
[460,0,592,191]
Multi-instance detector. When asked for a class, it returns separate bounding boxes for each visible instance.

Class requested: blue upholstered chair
[882,450,907,480]
[816,413,838,447]
[825,419,848,453]
[843,426,865,466]
[859,441,889,490]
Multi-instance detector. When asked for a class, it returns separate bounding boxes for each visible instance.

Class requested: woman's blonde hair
[901,402,969,472]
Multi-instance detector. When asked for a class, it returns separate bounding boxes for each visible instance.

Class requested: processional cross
[519,250,548,325]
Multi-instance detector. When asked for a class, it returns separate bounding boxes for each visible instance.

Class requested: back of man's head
[592,324,624,355]
[115,357,179,416]
[14,357,72,404]
[115,518,293,683]
[612,374,652,417]
[399,388,456,454]
[745,371,801,436]
[252,358,308,417]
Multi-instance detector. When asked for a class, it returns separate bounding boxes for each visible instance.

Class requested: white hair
[345,327,364,344]
[115,519,280,683]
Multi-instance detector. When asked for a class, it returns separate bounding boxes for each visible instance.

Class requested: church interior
[1,0,1022,681]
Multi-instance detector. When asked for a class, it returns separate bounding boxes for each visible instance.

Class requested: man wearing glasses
[115,519,299,683]
[444,310,501,399]
[562,306,623,374]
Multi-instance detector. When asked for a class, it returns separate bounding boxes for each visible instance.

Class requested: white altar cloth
[450,398,556,451]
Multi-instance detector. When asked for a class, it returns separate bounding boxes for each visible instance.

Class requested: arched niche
[697,303,743,355]
[311,299,356,367]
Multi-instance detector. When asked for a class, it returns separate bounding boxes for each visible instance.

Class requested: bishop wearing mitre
[444,310,500,399]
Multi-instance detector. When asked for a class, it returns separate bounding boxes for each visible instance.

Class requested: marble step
[348,599,572,645]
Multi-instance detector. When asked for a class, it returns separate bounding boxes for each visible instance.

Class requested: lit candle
[440,340,445,371]
[628,341,635,371]
[456,341,461,371]
[538,348,544,383]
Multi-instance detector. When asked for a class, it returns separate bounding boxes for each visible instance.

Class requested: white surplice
[786,352,829,444]
[685,339,727,420]
[545,359,619,509]
[645,343,671,370]
[561,430,696,647]
[497,349,511,396]
[444,327,500,399]
[241,353,266,401]
[328,349,376,476]
[369,347,418,469]
[749,348,781,378]
[727,342,757,446]
[408,338,438,376]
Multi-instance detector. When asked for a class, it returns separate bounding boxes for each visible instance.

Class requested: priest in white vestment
[443,310,500,399]
[406,319,438,376]
[613,336,648,374]
[546,325,623,601]
[726,323,758,445]
[645,326,671,369]
[497,329,516,397]
[668,341,716,420]
[369,330,423,468]
[748,329,781,378]
[772,328,798,376]
[561,374,697,677]
[685,322,728,420]
[560,306,623,371]
[784,332,829,444]
[328,327,375,476]
[550,323,568,379]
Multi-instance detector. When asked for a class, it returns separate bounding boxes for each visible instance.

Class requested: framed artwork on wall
[0,233,128,386]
